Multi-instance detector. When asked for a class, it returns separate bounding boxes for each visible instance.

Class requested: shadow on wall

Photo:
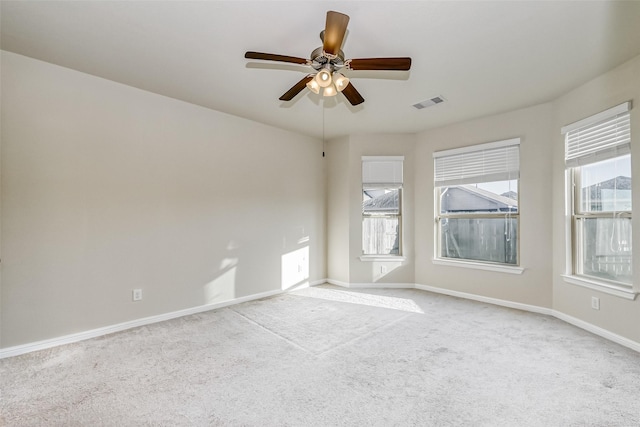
[280,226,313,290]
[202,230,312,305]
[203,240,241,304]
[370,260,403,282]
[281,244,310,291]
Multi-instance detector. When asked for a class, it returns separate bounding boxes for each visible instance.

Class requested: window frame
[362,185,403,257]
[561,101,636,298]
[569,159,633,289]
[361,156,404,259]
[435,182,520,267]
[433,138,521,269]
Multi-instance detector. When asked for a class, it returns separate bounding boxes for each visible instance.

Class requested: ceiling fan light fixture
[245,11,412,106]
[306,78,321,94]
[315,68,333,88]
[333,73,349,92]
[323,84,337,97]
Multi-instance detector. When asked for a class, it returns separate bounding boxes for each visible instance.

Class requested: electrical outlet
[132,289,143,302]
[591,296,600,310]
[381,265,387,274]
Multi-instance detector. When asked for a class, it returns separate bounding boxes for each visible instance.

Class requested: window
[563,102,632,289]
[434,139,520,265]
[362,156,403,256]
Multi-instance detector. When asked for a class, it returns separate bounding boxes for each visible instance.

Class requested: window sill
[432,258,524,275]
[359,255,406,262]
[562,275,637,300]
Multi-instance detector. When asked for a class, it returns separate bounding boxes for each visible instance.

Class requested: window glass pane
[576,217,632,284]
[579,155,631,213]
[363,188,400,214]
[439,180,518,214]
[440,217,518,264]
[363,217,400,255]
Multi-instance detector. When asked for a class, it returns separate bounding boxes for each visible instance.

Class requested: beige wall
[0,51,326,347]
[325,133,416,285]
[326,137,350,283]
[347,134,416,284]
[415,104,554,308]
[552,55,640,343]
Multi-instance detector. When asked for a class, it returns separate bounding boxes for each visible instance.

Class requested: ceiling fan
[245,11,411,106]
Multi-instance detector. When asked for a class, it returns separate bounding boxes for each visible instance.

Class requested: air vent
[413,96,445,110]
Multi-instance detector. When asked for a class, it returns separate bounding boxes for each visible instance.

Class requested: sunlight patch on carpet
[294,287,424,314]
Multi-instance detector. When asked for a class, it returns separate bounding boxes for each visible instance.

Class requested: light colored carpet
[2,285,640,426]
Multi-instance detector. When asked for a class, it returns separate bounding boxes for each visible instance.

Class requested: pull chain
[322,100,325,157]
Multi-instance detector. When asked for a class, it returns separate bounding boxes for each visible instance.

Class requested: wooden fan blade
[341,82,365,106]
[348,57,412,71]
[323,11,349,56]
[279,76,314,101]
[245,51,308,65]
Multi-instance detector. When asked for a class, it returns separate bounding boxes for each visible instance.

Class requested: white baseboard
[416,283,639,353]
[326,279,639,353]
[414,283,554,316]
[284,278,326,291]
[325,279,413,289]
[325,278,349,288]
[1,279,329,359]
[326,280,550,313]
[552,310,640,353]
[4,278,638,357]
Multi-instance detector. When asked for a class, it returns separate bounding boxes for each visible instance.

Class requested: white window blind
[362,156,404,185]
[433,138,520,186]
[562,102,631,167]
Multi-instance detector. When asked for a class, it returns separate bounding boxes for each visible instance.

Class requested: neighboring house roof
[463,185,518,207]
[363,190,399,213]
[501,190,518,200]
[599,176,631,190]
[582,176,632,211]
[441,185,518,213]
[449,185,517,206]
[364,185,520,213]
[584,176,631,197]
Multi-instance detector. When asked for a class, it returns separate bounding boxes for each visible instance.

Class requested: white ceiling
[3,1,640,139]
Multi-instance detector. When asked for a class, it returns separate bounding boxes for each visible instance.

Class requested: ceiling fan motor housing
[310,47,345,72]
